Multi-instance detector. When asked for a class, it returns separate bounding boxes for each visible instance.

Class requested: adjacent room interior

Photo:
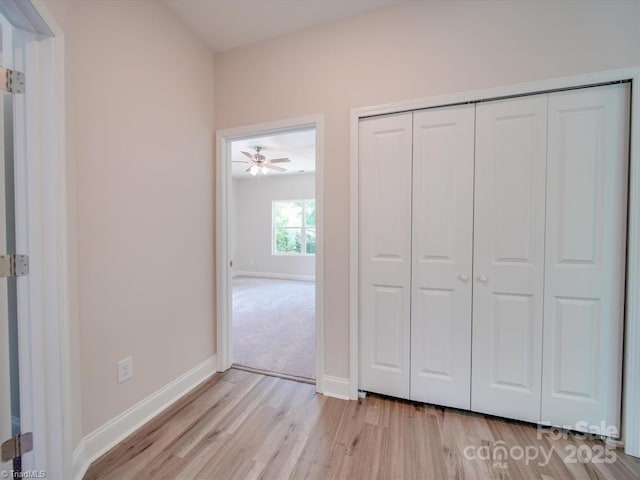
[230,129,316,381]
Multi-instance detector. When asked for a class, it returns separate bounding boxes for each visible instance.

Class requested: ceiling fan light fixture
[238,146,291,176]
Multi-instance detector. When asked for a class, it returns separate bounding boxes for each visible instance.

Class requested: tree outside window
[273,199,316,255]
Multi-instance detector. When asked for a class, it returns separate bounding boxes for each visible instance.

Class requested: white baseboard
[233,271,315,282]
[322,375,351,400]
[72,355,217,480]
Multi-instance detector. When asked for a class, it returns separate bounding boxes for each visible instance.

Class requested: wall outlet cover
[117,356,133,384]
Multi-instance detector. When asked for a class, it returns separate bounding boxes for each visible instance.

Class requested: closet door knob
[458,274,470,282]
[477,275,489,283]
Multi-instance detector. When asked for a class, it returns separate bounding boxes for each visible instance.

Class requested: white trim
[349,108,359,402]
[216,126,231,372]
[72,355,217,480]
[39,33,72,479]
[233,271,315,282]
[322,375,351,401]
[623,70,640,458]
[1,1,72,477]
[349,66,640,457]
[216,114,325,394]
[314,119,325,395]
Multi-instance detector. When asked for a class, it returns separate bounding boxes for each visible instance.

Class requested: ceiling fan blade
[232,160,249,163]
[241,151,255,160]
[264,164,286,172]
[245,166,253,172]
[267,158,291,164]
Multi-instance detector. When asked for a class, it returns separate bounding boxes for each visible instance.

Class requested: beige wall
[44,0,216,439]
[215,0,640,380]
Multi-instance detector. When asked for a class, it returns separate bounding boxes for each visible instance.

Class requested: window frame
[272,198,316,256]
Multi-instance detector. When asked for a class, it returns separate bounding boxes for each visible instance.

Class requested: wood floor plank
[192,384,284,478]
[87,375,230,480]
[288,397,348,479]
[84,369,640,480]
[172,430,232,480]
[386,399,408,479]
[116,371,262,479]
[171,371,265,459]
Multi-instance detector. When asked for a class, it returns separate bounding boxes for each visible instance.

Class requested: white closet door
[410,105,474,409]
[472,95,548,423]
[542,84,629,435]
[359,113,413,398]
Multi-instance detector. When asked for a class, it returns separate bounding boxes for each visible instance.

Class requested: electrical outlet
[117,356,133,384]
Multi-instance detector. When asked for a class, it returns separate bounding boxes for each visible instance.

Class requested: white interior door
[472,95,547,423]
[359,113,412,398]
[0,13,33,472]
[0,75,11,476]
[0,20,15,474]
[410,105,474,409]
[541,83,629,435]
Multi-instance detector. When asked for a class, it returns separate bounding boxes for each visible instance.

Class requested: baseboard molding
[233,271,315,282]
[322,375,351,400]
[72,355,217,480]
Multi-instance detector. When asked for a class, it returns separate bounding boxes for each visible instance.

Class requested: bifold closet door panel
[542,84,629,435]
[358,113,413,398]
[410,105,475,409]
[471,95,548,423]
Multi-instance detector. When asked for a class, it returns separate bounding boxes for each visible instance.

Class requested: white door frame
[216,114,325,392]
[2,1,72,478]
[349,67,640,458]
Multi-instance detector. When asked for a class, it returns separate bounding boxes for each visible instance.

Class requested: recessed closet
[358,82,629,434]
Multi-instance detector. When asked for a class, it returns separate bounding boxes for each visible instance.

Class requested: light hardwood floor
[84,369,640,479]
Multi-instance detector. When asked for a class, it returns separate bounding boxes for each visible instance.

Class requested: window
[272,199,316,255]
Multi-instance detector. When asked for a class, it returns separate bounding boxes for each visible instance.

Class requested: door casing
[0,2,73,478]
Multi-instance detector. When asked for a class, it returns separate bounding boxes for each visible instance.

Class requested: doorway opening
[231,130,316,381]
[217,115,324,390]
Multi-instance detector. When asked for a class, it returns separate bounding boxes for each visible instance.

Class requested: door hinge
[1,432,33,462]
[1,67,25,94]
[0,254,29,277]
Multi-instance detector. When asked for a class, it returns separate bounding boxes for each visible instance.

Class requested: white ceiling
[231,129,316,178]
[163,0,403,52]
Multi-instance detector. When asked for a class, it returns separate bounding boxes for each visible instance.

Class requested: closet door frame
[350,66,640,458]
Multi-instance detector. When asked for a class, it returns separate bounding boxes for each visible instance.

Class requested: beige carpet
[232,276,315,379]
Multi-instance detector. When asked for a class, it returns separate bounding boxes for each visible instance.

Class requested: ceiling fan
[233,146,290,175]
